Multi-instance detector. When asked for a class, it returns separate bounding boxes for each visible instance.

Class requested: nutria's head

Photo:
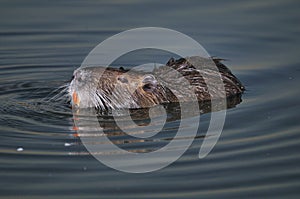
[68,66,168,110]
[68,57,245,110]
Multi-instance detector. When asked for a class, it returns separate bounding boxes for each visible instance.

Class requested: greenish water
[0,0,299,198]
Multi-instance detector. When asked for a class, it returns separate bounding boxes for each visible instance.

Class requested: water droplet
[64,143,71,147]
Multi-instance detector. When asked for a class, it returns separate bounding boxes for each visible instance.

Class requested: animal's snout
[72,69,85,83]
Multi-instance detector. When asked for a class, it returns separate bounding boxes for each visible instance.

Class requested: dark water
[1,0,300,198]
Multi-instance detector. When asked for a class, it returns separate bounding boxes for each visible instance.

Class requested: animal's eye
[142,83,154,92]
[117,76,128,83]
[142,75,157,93]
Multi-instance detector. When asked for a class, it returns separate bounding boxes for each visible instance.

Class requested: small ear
[142,74,156,84]
[166,57,175,66]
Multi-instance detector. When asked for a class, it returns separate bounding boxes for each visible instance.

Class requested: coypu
[68,56,244,110]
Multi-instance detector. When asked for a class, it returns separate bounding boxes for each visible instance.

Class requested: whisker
[43,83,70,103]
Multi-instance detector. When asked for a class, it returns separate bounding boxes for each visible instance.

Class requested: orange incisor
[72,91,80,106]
